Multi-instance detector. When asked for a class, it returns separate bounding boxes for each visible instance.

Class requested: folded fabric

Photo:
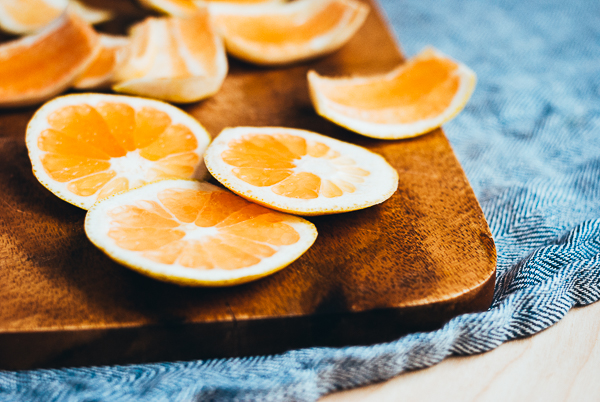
[2,0,600,400]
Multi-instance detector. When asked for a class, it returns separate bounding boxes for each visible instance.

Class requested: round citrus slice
[0,12,99,107]
[210,0,369,65]
[73,34,129,90]
[26,93,211,210]
[85,179,318,286]
[205,127,398,215]
[308,47,477,139]
[112,8,228,103]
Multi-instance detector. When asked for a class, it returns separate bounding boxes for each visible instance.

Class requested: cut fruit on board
[211,0,369,65]
[112,7,228,103]
[26,93,211,210]
[85,179,318,286]
[0,12,99,107]
[308,47,477,139]
[73,34,129,90]
[204,127,399,216]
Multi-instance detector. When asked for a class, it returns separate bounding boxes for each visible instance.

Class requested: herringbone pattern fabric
[2,0,600,400]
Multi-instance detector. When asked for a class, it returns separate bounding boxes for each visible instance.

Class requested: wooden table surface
[323,301,600,401]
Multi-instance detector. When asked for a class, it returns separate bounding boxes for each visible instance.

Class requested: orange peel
[308,47,477,139]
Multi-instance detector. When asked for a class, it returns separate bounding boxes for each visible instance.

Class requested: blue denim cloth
[2,0,600,400]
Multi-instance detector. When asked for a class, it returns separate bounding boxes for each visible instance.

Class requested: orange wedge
[211,0,369,65]
[204,127,398,215]
[137,0,199,18]
[26,93,211,210]
[308,47,477,139]
[73,34,129,90]
[0,13,99,107]
[112,8,228,103]
[0,0,67,35]
[85,179,318,286]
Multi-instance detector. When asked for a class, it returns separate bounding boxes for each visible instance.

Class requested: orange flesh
[221,133,369,199]
[108,188,301,270]
[0,14,97,102]
[2,0,64,28]
[320,57,461,124]
[38,102,199,200]
[217,1,350,45]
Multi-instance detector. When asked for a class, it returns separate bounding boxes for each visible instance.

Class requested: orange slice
[85,179,318,286]
[308,47,477,139]
[0,13,99,107]
[26,93,211,210]
[204,127,398,215]
[211,0,369,65]
[73,34,129,90]
[0,0,67,35]
[112,8,228,103]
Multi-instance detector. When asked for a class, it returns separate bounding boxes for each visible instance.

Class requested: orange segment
[157,188,211,223]
[112,8,228,103]
[73,34,129,90]
[0,13,99,107]
[67,171,117,197]
[272,172,321,199]
[194,192,250,227]
[26,93,211,210]
[85,180,318,286]
[308,47,477,139]
[205,127,399,215]
[47,104,128,158]
[108,227,186,251]
[139,124,198,161]
[211,0,369,65]
[40,154,111,182]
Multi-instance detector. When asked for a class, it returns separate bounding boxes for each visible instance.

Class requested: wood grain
[323,301,600,402]
[0,0,496,370]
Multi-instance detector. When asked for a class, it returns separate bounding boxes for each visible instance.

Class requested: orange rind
[308,47,477,139]
[204,127,398,216]
[211,0,369,65]
[85,179,318,286]
[0,12,99,107]
[73,34,129,90]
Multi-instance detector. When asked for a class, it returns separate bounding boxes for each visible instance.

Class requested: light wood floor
[323,301,600,402]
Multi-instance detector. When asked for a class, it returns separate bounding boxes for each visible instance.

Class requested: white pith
[205,127,399,215]
[26,93,211,210]
[109,149,155,185]
[85,180,318,286]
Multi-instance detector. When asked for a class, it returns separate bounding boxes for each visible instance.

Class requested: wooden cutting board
[0,0,496,370]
